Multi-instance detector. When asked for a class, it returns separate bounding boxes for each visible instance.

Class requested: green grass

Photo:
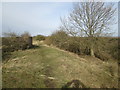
[2,41,118,88]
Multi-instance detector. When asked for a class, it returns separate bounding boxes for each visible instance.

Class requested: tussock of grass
[2,40,118,88]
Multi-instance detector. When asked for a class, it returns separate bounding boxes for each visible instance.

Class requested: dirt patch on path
[43,66,56,88]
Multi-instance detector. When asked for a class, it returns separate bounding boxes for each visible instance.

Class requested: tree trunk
[89,36,95,57]
[90,47,95,57]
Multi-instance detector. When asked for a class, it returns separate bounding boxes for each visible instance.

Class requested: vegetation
[60,2,116,56]
[2,32,32,60]
[44,2,118,61]
[45,30,119,61]
[2,2,118,89]
[2,41,118,88]
[33,35,46,41]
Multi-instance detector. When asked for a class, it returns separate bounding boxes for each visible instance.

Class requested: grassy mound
[2,41,118,88]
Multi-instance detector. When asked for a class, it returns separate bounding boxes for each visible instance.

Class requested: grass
[2,40,118,88]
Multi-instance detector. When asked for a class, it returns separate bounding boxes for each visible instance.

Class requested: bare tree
[3,32,19,37]
[21,31,31,38]
[61,2,116,56]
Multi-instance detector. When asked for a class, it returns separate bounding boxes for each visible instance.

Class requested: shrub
[67,40,81,54]
[34,35,45,41]
[44,36,52,46]
[45,30,118,61]
[2,32,32,61]
[49,30,69,48]
[94,51,112,61]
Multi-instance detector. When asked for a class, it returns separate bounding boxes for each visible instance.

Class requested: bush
[44,31,90,55]
[45,31,68,49]
[108,38,119,60]
[2,37,30,51]
[44,36,52,46]
[2,32,32,60]
[94,51,112,61]
[45,30,118,61]
[67,40,81,54]
[34,35,45,41]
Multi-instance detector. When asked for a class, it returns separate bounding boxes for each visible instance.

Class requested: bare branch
[61,2,116,37]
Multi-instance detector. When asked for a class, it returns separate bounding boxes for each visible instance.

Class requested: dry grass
[2,40,118,88]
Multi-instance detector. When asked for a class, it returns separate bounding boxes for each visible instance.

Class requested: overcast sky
[1,2,118,36]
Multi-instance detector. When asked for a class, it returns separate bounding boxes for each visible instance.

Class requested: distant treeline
[44,30,119,61]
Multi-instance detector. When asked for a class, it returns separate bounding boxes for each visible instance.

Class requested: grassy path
[2,41,118,88]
